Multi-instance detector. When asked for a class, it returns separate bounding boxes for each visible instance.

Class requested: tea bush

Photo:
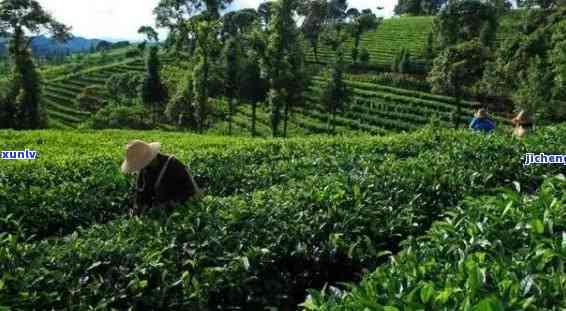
[1,126,566,309]
[304,174,566,310]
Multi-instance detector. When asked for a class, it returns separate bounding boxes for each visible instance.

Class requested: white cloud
[38,0,397,41]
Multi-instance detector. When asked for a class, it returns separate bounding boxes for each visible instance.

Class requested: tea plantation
[306,17,434,67]
[1,125,566,309]
[42,58,149,129]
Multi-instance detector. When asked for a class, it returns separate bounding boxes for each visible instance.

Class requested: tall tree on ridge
[263,0,306,138]
[188,15,221,132]
[258,1,275,27]
[348,9,380,63]
[153,0,231,53]
[0,0,71,129]
[141,46,168,124]
[138,26,160,43]
[300,0,328,63]
[222,36,240,135]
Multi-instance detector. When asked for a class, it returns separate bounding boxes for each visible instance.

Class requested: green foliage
[349,72,431,92]
[75,85,106,112]
[111,41,131,50]
[221,9,259,38]
[433,0,498,50]
[96,41,113,52]
[359,48,370,64]
[0,79,16,128]
[394,0,447,15]
[264,0,306,137]
[306,16,434,68]
[392,48,414,74]
[348,10,380,63]
[512,56,553,121]
[319,49,351,133]
[141,46,168,123]
[305,174,566,309]
[165,72,196,127]
[137,26,159,42]
[222,37,241,135]
[10,27,47,129]
[189,17,221,132]
[428,39,491,97]
[2,126,566,309]
[83,103,151,129]
[0,0,71,42]
[480,8,566,119]
[300,0,328,62]
[106,72,144,101]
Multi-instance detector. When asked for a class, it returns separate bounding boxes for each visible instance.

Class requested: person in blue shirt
[469,109,496,133]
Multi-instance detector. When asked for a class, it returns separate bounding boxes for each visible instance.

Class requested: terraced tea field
[39,14,517,135]
[206,71,512,138]
[306,16,434,67]
[42,58,153,129]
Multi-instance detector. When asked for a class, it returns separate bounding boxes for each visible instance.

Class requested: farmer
[512,110,534,138]
[469,109,496,133]
[121,140,201,215]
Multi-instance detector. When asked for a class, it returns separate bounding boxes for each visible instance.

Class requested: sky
[38,0,396,41]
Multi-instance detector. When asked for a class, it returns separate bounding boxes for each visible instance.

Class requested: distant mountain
[29,36,103,56]
[0,35,105,57]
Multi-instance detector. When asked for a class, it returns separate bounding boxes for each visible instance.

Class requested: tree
[138,26,160,42]
[423,31,435,68]
[327,0,348,23]
[75,86,106,112]
[240,31,269,136]
[96,41,112,52]
[106,72,144,101]
[190,17,220,132]
[394,0,447,16]
[300,0,328,63]
[428,39,491,99]
[222,37,240,135]
[433,0,498,50]
[346,8,360,20]
[517,0,560,9]
[513,56,553,121]
[258,1,275,27]
[221,9,259,39]
[263,0,306,138]
[165,72,196,128]
[0,80,16,128]
[141,46,168,124]
[137,41,147,55]
[320,48,350,133]
[359,47,370,64]
[477,9,566,108]
[111,41,130,49]
[153,0,232,50]
[0,0,71,129]
[348,9,379,63]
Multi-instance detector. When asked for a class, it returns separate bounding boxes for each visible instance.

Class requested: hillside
[28,14,526,135]
[1,125,566,309]
[306,16,434,67]
[41,58,145,128]
[41,57,511,135]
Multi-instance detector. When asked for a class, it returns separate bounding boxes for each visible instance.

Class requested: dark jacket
[133,154,199,212]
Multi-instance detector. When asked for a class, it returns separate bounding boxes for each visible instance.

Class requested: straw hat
[475,109,488,118]
[512,110,531,126]
[121,140,161,174]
